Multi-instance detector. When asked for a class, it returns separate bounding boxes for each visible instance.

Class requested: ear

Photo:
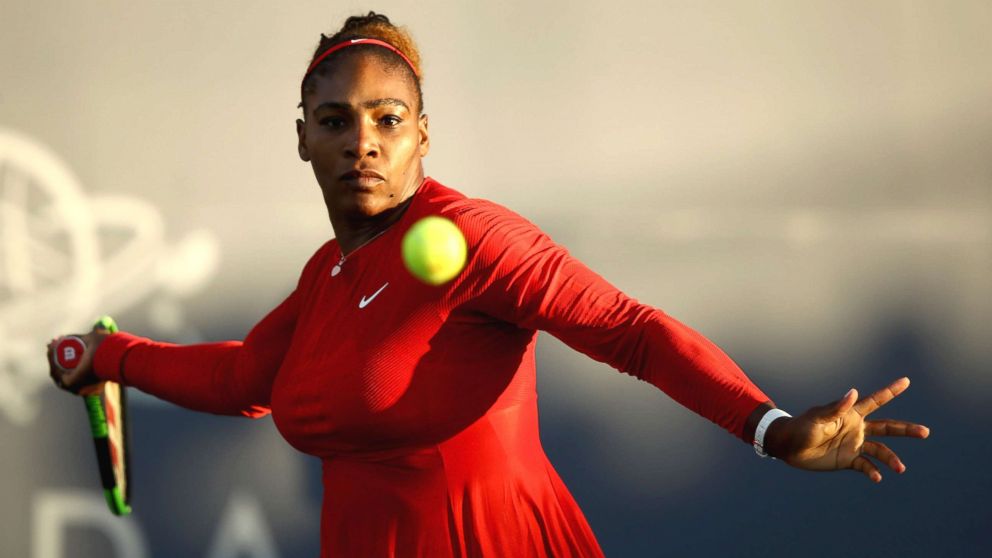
[417,113,430,157]
[296,118,310,162]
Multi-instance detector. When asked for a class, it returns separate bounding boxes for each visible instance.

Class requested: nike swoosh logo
[359,282,389,309]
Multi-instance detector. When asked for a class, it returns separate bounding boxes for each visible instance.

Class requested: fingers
[816,388,858,423]
[862,440,905,474]
[851,439,911,483]
[851,455,882,483]
[853,376,910,417]
[64,352,96,396]
[866,419,931,439]
[60,369,85,395]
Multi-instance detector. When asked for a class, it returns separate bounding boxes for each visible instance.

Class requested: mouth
[340,169,386,189]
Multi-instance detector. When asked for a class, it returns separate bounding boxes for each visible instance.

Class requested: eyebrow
[313,98,410,113]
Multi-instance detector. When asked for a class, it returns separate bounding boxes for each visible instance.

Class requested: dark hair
[299,12,424,113]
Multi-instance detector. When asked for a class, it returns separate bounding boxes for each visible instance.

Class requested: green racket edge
[82,315,132,516]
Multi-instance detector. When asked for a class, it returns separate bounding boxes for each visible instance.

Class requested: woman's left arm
[460,203,772,440]
[459,202,929,478]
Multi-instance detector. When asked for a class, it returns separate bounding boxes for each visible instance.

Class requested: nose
[344,118,379,159]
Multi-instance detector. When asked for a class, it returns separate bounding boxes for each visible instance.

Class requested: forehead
[304,53,418,110]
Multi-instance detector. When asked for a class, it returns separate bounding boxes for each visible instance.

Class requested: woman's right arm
[49,241,332,418]
[91,287,300,418]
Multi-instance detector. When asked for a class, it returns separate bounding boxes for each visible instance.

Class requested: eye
[319,116,346,129]
[380,115,402,127]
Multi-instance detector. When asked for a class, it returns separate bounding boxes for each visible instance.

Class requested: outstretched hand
[767,377,930,482]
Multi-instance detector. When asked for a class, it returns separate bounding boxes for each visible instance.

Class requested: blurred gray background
[1,1,989,556]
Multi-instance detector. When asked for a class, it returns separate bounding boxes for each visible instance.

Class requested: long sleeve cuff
[92,332,147,384]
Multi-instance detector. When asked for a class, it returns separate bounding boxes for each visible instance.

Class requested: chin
[347,193,390,218]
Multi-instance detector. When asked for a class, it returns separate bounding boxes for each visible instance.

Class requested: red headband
[304,38,420,80]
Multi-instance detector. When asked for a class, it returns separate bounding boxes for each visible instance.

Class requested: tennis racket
[53,315,132,516]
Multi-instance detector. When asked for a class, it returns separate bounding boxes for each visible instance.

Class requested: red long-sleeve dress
[93,177,771,557]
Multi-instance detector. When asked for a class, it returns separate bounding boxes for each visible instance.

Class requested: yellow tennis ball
[402,216,467,285]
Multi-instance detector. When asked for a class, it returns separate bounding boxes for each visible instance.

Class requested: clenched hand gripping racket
[54,316,132,516]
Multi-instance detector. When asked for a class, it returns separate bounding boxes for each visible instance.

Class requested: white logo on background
[0,127,221,425]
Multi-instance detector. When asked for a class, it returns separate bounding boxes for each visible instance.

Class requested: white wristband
[753,408,791,458]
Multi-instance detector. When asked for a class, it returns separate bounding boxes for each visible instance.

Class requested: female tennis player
[49,12,930,557]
